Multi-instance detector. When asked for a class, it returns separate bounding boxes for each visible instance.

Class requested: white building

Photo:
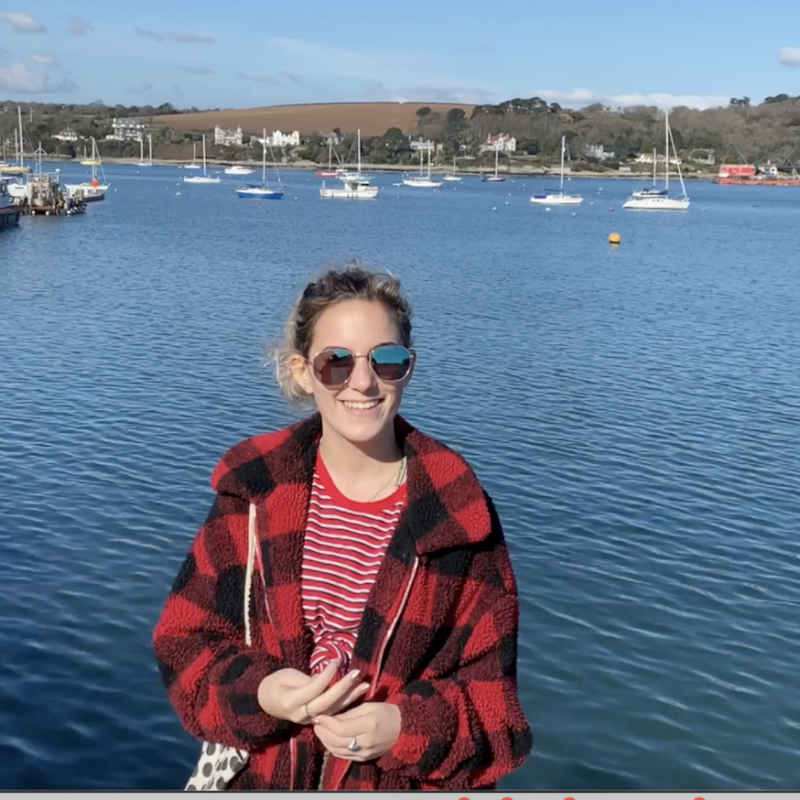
[480,133,516,153]
[408,136,434,152]
[53,129,79,142]
[484,133,516,153]
[635,152,682,166]
[106,117,146,142]
[251,130,301,148]
[214,125,244,147]
[584,144,615,162]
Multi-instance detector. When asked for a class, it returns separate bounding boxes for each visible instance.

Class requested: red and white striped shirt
[301,453,406,676]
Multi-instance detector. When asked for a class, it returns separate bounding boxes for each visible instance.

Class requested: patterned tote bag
[185,503,260,791]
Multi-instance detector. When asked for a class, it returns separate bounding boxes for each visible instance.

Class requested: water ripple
[1,167,799,789]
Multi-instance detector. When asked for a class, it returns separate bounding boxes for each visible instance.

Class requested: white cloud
[0,61,77,93]
[127,80,154,93]
[68,16,93,37]
[135,27,164,41]
[0,61,45,92]
[135,27,214,44]
[256,39,729,109]
[239,73,279,85]
[0,12,46,33]
[529,87,728,110]
[30,53,61,69]
[178,65,213,75]
[778,46,800,67]
[166,31,214,44]
[391,84,496,104]
[263,36,495,102]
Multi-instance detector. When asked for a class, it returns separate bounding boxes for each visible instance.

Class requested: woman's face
[292,299,414,447]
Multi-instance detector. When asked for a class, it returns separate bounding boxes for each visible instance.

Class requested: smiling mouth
[340,399,382,410]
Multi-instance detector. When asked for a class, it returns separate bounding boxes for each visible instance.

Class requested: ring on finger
[347,737,361,753]
[304,702,315,721]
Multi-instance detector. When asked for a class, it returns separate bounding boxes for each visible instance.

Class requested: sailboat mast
[202,135,207,176]
[17,106,24,168]
[664,109,669,192]
[148,134,153,165]
[262,128,267,184]
[560,135,565,192]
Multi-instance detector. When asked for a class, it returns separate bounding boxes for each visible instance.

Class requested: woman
[153,265,532,791]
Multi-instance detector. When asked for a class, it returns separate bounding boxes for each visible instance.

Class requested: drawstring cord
[244,503,256,647]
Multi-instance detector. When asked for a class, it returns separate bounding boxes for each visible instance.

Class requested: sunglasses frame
[309,344,416,389]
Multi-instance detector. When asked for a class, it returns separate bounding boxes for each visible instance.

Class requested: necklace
[366,456,407,502]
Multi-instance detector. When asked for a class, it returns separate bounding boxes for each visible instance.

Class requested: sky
[0,0,799,110]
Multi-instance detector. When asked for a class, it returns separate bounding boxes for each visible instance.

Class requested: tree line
[3,94,800,169]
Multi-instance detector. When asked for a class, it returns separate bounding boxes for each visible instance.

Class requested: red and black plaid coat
[153,413,532,790]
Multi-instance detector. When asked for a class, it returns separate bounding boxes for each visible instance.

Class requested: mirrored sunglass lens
[315,349,354,386]
[371,345,411,381]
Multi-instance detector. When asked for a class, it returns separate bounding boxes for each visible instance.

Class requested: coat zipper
[331,556,420,791]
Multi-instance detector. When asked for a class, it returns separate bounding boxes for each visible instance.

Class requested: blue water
[1,163,799,790]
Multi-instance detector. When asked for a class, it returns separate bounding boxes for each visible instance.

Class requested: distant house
[251,130,301,148]
[480,133,516,153]
[635,152,682,166]
[106,117,146,142]
[408,136,434,152]
[53,129,79,142]
[214,125,243,147]
[584,144,615,161]
[688,148,715,165]
[267,130,300,147]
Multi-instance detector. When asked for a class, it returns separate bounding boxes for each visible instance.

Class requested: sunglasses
[310,344,415,389]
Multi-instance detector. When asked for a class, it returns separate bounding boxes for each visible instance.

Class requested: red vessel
[714,163,800,186]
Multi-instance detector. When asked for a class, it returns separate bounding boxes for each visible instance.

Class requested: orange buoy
[92,178,99,187]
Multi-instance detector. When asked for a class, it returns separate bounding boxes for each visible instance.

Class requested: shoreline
[44,155,718,182]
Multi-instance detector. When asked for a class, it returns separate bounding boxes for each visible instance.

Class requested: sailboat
[65,137,109,201]
[623,109,689,210]
[481,146,505,182]
[443,154,461,182]
[629,148,666,199]
[236,129,284,199]
[8,139,46,201]
[183,135,221,184]
[81,139,101,167]
[137,134,153,168]
[184,142,202,170]
[0,107,30,175]
[530,135,583,205]
[316,139,346,178]
[320,130,379,199]
[403,144,443,188]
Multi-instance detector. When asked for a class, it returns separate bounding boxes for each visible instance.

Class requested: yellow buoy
[609,232,621,245]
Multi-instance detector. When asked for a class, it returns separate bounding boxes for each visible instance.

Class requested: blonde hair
[274,262,413,404]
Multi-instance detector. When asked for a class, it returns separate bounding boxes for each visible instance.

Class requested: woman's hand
[257,661,369,724]
[312,702,402,762]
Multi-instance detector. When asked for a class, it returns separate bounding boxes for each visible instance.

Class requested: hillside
[152,102,475,137]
